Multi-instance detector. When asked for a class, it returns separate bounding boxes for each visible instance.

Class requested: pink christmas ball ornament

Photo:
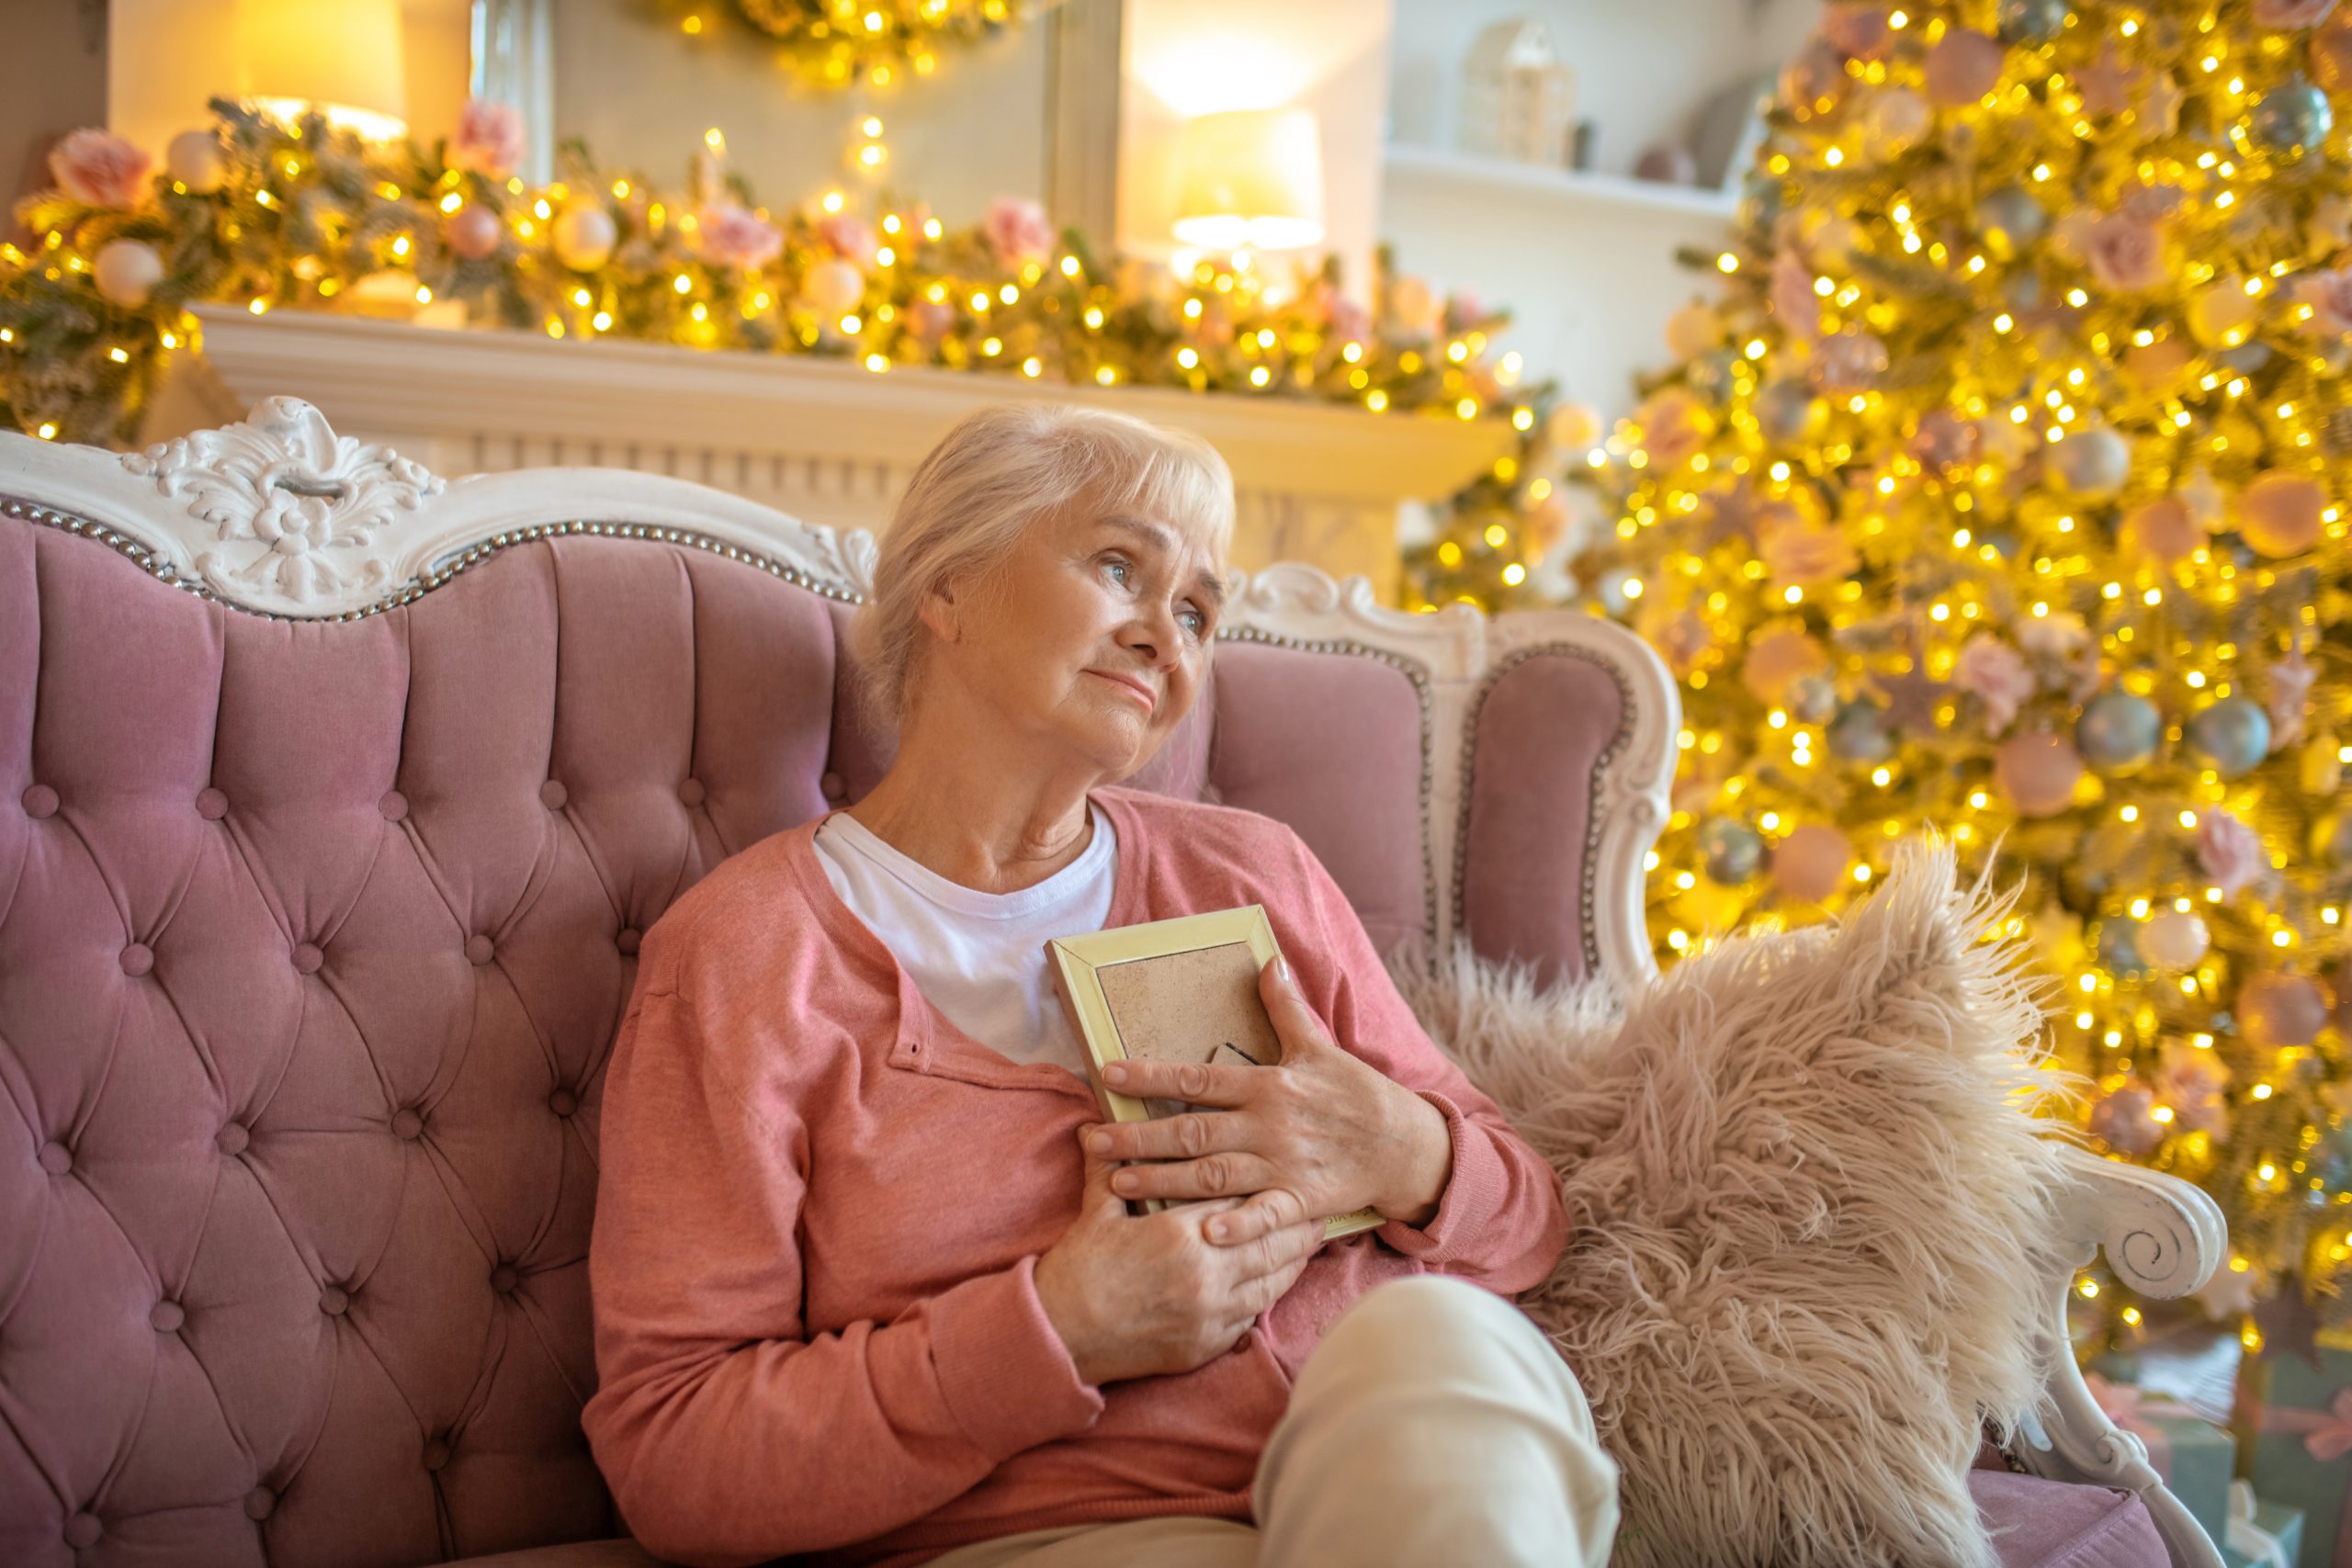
[801,257,867,317]
[2236,469,2328,557]
[1994,730,2085,818]
[1925,27,2007,107]
[446,204,504,261]
[2119,494,2201,564]
[2087,1082,2165,1156]
[696,201,784,270]
[1770,823,1852,902]
[51,127,153,209]
[2239,971,2329,1049]
[816,212,877,265]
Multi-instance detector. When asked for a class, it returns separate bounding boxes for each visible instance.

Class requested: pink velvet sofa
[0,399,2218,1567]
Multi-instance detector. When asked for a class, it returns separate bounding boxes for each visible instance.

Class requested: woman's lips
[1089,670,1156,710]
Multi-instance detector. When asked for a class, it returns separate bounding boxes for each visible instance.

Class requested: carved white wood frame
[0,400,2228,1567]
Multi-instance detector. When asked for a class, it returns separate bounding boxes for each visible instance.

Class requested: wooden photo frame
[1046,905,1383,1242]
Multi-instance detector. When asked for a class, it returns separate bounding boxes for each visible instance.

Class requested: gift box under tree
[2083,1372,2236,1551]
[2232,1337,2352,1568]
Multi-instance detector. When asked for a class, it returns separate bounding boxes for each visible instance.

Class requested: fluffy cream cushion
[1391,836,2088,1568]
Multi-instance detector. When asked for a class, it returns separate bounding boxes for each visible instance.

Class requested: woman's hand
[1035,1129,1325,1386]
[1082,954,1454,1248]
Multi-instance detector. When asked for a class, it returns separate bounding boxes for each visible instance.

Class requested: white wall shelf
[1384,141,1741,223]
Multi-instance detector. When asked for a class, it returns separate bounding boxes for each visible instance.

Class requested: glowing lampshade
[236,0,409,141]
[1172,107,1325,251]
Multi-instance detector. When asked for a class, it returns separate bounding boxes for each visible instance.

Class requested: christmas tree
[1563,0,2352,1349]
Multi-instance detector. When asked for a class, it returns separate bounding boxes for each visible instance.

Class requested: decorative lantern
[1461,17,1577,166]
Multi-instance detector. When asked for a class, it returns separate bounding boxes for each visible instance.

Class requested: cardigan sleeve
[1283,829,1570,1298]
[580,921,1106,1568]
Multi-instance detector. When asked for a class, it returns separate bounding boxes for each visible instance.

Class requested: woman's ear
[915,582,961,644]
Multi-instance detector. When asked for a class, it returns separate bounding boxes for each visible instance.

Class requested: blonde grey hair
[847,402,1238,728]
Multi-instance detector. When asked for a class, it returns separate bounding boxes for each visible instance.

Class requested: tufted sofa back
[0,489,1671,1566]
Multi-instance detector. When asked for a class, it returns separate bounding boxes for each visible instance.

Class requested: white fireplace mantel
[175,307,1514,603]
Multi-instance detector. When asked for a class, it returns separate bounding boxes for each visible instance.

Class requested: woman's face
[920,496,1226,779]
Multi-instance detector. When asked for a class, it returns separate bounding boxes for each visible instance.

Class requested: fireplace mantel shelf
[180,306,1515,603]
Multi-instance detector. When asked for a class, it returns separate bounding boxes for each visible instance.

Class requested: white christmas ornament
[2139,908,2211,970]
[166,130,226,195]
[802,258,866,316]
[552,204,618,271]
[93,239,166,307]
[1666,300,1726,360]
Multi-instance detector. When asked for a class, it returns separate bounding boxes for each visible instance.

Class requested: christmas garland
[712,0,1027,87]
[1,98,1566,615]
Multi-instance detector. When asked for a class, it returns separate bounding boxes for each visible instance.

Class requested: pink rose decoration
[1822,4,1895,59]
[2155,1050,2230,1139]
[2198,808,2268,898]
[1758,513,1859,589]
[1771,252,1823,341]
[1634,387,1713,469]
[983,196,1054,265]
[2294,266,2352,334]
[51,128,152,209]
[1326,295,1371,344]
[1809,329,1888,391]
[906,296,957,343]
[2256,0,2339,26]
[1954,635,2035,735]
[696,201,783,270]
[2084,215,2168,293]
[2086,1082,2165,1156]
[450,99,526,179]
[817,212,876,264]
[2268,643,2317,749]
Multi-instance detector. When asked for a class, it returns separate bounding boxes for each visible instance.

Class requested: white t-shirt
[811,803,1118,1076]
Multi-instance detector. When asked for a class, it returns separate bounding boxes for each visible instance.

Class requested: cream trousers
[924,1274,1622,1568]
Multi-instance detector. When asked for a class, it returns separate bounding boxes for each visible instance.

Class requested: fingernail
[1277,954,1291,982]
[1083,1130,1112,1154]
[1103,1063,1128,1084]
[1210,1219,1231,1240]
[1114,1171,1139,1193]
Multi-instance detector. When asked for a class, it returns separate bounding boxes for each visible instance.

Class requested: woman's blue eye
[1105,558,1132,585]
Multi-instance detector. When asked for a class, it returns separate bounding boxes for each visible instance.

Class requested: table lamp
[236,0,410,141]
[1171,107,1325,252]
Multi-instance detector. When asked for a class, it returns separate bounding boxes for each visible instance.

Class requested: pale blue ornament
[2252,74,2334,157]
[1700,818,1766,884]
[2075,690,2162,774]
[2187,695,2271,778]
[2050,426,2132,497]
[2095,919,2144,976]
[1998,0,2070,44]
[1975,186,2048,258]
[1789,670,1839,725]
[1756,379,1819,443]
[1829,698,1895,762]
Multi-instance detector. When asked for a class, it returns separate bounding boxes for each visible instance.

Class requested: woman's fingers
[1200,1186,1313,1247]
[1090,1109,1240,1164]
[1111,1148,1278,1203]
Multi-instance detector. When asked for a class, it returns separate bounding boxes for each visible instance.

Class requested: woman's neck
[844,728,1103,896]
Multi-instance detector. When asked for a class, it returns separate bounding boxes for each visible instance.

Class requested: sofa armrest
[2007,1141,2229,1568]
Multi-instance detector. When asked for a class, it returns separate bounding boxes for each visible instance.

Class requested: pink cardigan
[581,785,1570,1568]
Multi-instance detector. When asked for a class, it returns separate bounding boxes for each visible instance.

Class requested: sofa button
[63,1512,101,1548]
[465,934,495,965]
[676,777,706,807]
[243,1486,276,1521]
[616,927,640,955]
[820,770,847,802]
[422,1438,451,1472]
[150,1300,185,1333]
[538,779,568,810]
[548,1088,578,1118]
[21,784,57,819]
[390,1108,424,1140]
[378,790,409,822]
[119,942,153,977]
[196,787,229,820]
[319,1285,349,1316]
[216,1122,250,1156]
[290,942,323,975]
[490,1264,519,1294]
[38,1141,70,1175]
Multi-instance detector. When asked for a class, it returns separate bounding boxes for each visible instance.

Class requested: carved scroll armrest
[2007,1141,2229,1568]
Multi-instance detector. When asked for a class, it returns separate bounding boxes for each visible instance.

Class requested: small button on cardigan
[581,784,1571,1568]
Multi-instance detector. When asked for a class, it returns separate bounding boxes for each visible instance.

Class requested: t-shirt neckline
[815,799,1116,921]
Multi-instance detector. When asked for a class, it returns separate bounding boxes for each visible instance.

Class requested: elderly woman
[582,403,1620,1568]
